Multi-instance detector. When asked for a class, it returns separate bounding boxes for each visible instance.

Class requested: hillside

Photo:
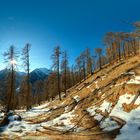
[1,55,140,140]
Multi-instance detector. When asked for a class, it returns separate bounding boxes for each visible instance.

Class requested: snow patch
[94,114,103,121]
[134,96,140,105]
[99,101,112,112]
[95,81,99,89]
[115,107,140,140]
[123,71,135,75]
[73,95,80,103]
[115,82,126,87]
[8,115,20,122]
[110,93,134,121]
[33,102,49,110]
[100,118,120,131]
[0,112,4,120]
[101,75,106,80]
[127,76,140,84]
[1,119,43,137]
[41,110,76,131]
[86,106,97,116]
[20,107,50,118]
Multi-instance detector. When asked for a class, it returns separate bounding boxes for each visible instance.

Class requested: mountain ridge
[0,67,51,85]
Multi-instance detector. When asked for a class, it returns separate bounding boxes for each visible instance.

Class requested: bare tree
[3,46,18,112]
[34,80,44,105]
[51,46,61,100]
[18,77,28,107]
[104,32,116,62]
[95,47,102,69]
[61,51,69,95]
[76,55,83,82]
[70,65,77,86]
[85,48,93,75]
[45,72,58,101]
[21,43,31,110]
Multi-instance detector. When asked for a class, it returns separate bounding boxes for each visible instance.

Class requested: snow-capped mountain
[29,68,52,84]
[32,68,51,75]
[0,68,51,86]
[31,68,51,76]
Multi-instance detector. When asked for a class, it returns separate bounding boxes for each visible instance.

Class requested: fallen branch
[110,116,126,126]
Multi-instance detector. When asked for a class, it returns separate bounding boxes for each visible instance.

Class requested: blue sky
[0,0,140,70]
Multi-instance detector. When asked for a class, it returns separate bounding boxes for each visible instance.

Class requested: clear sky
[0,0,140,71]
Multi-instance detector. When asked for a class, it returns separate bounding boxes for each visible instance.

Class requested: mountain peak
[30,68,51,84]
[32,68,51,75]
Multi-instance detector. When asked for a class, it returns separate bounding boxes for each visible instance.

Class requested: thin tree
[51,46,61,100]
[34,80,44,105]
[76,55,82,82]
[21,43,31,110]
[79,52,86,80]
[85,48,93,75]
[45,72,58,101]
[18,77,28,107]
[61,51,68,96]
[95,47,102,69]
[70,65,76,86]
[104,32,117,62]
[3,46,18,112]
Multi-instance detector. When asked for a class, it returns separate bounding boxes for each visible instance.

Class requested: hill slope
[1,56,140,140]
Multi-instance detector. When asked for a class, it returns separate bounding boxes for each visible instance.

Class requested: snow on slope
[127,75,140,84]
[21,108,50,118]
[0,101,78,138]
[110,94,135,120]
[100,118,120,131]
[116,107,140,140]
[87,91,140,140]
[0,114,43,138]
[114,94,140,140]
[4,121,43,138]
[18,103,50,118]
[41,109,77,131]
[0,103,51,137]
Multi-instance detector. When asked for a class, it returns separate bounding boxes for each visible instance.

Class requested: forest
[1,21,140,113]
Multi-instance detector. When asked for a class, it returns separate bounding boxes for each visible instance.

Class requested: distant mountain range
[30,68,52,84]
[0,68,52,86]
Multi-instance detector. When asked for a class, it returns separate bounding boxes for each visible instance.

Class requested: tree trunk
[26,46,31,110]
[57,56,61,100]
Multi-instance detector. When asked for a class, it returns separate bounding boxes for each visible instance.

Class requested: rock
[0,116,9,126]
[11,127,23,133]
[8,112,22,122]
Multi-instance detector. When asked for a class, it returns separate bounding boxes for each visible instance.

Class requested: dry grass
[122,103,139,112]
[5,55,140,140]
